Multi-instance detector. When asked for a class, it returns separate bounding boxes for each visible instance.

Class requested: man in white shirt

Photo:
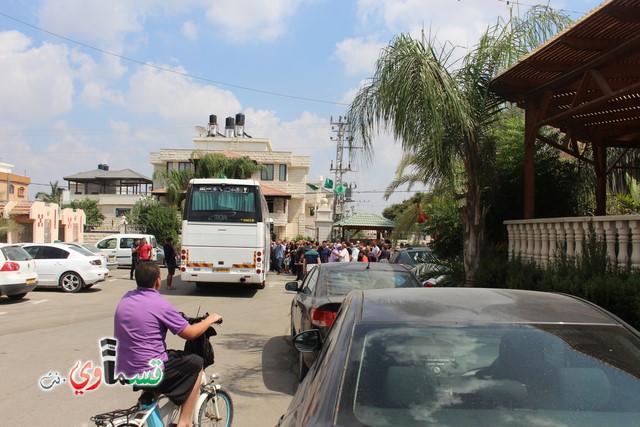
[350,242,359,262]
[339,243,350,262]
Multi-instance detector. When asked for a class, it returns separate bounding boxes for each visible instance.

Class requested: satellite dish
[195,126,208,136]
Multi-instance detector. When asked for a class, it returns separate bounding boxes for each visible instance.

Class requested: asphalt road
[0,267,300,426]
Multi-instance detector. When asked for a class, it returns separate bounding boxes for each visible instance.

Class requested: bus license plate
[213,268,230,273]
[26,278,36,284]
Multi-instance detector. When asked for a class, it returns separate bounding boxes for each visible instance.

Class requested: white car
[66,242,118,270]
[21,243,109,293]
[95,233,158,267]
[0,243,38,300]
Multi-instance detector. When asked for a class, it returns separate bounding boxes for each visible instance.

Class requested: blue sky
[0,0,603,214]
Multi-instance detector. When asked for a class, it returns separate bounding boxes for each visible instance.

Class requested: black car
[389,245,433,268]
[284,262,422,380]
[277,288,640,427]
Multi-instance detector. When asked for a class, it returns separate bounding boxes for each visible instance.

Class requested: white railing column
[573,221,585,259]
[630,220,640,268]
[603,221,618,266]
[564,222,575,258]
[616,220,630,268]
[540,223,550,266]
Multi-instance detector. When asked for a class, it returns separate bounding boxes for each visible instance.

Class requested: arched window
[9,185,14,194]
[18,187,25,197]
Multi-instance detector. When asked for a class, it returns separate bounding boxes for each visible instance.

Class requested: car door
[118,237,136,265]
[24,246,66,285]
[295,268,319,334]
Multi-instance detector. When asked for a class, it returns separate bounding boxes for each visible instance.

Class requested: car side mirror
[293,329,322,352]
[285,281,300,292]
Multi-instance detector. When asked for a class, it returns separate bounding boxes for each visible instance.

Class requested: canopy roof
[491,0,640,216]
[334,213,395,229]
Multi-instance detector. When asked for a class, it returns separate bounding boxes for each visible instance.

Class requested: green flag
[334,183,346,195]
[307,183,319,191]
[324,178,334,189]
[218,172,228,179]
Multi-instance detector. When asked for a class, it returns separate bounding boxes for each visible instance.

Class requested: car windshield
[1,246,32,261]
[67,245,96,257]
[323,269,419,296]
[339,324,640,427]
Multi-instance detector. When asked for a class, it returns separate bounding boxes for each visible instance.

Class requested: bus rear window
[184,184,261,223]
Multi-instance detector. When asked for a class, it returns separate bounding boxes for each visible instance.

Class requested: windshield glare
[324,270,419,295]
[340,324,640,426]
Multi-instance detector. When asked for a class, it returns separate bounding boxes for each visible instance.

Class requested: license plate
[213,268,230,273]
[26,278,36,284]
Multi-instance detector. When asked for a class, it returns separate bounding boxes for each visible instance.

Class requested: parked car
[284,262,422,380]
[278,288,640,427]
[21,243,109,293]
[389,245,433,268]
[0,243,38,300]
[156,247,165,266]
[65,242,118,270]
[95,233,158,267]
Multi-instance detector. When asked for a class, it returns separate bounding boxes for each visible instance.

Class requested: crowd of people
[269,239,393,279]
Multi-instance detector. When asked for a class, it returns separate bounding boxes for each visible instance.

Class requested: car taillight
[90,260,102,266]
[311,308,337,328]
[0,261,20,271]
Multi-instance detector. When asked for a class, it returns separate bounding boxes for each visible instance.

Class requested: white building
[149,114,317,240]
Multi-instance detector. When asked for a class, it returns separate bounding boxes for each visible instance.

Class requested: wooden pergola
[491,0,640,218]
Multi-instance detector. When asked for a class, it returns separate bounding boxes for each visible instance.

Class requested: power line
[0,11,349,107]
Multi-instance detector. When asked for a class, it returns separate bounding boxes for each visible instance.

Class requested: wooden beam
[524,100,537,219]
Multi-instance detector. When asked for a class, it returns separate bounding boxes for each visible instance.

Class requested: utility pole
[329,117,362,238]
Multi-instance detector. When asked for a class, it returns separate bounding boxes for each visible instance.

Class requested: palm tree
[153,152,265,209]
[192,152,264,179]
[35,181,62,204]
[347,6,571,284]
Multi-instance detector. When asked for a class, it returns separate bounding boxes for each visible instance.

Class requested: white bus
[180,178,271,288]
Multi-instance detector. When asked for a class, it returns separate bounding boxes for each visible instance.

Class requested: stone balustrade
[504,215,640,268]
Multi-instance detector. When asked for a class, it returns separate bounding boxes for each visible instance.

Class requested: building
[0,201,86,243]
[150,114,313,240]
[63,164,153,230]
[0,162,30,202]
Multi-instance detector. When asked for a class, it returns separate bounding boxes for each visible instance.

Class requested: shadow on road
[262,335,298,396]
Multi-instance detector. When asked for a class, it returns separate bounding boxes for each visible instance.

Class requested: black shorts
[166,262,176,275]
[136,350,203,406]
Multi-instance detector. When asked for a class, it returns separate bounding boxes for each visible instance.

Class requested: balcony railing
[505,215,640,268]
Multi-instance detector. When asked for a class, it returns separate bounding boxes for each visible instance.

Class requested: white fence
[504,215,640,268]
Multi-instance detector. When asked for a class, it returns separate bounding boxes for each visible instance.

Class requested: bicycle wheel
[197,389,233,427]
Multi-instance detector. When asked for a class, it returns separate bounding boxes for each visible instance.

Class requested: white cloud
[182,21,198,40]
[0,31,74,123]
[126,64,242,124]
[334,37,384,76]
[204,0,305,43]
[38,0,143,49]
[356,0,509,52]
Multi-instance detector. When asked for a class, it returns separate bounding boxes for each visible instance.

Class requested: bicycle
[91,313,233,427]
[90,371,232,427]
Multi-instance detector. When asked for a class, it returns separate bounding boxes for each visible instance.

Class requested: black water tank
[235,113,245,126]
[209,115,217,126]
[225,117,235,129]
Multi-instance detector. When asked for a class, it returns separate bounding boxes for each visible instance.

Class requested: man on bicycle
[114,262,222,427]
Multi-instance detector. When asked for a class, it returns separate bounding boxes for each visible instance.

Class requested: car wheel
[298,352,309,382]
[60,272,84,293]
[7,293,27,300]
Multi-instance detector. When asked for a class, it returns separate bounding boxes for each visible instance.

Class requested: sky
[0,0,604,215]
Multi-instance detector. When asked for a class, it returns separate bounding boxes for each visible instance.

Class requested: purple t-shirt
[114,287,188,377]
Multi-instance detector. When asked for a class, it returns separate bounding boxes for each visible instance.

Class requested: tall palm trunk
[462,182,488,285]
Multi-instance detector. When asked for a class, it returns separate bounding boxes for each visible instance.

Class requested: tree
[35,181,62,204]
[153,152,264,209]
[128,197,180,244]
[347,7,571,284]
[63,198,105,227]
[192,152,264,179]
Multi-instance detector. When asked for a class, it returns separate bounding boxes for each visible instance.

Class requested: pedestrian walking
[163,237,178,290]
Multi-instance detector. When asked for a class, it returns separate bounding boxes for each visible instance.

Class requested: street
[0,267,299,426]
